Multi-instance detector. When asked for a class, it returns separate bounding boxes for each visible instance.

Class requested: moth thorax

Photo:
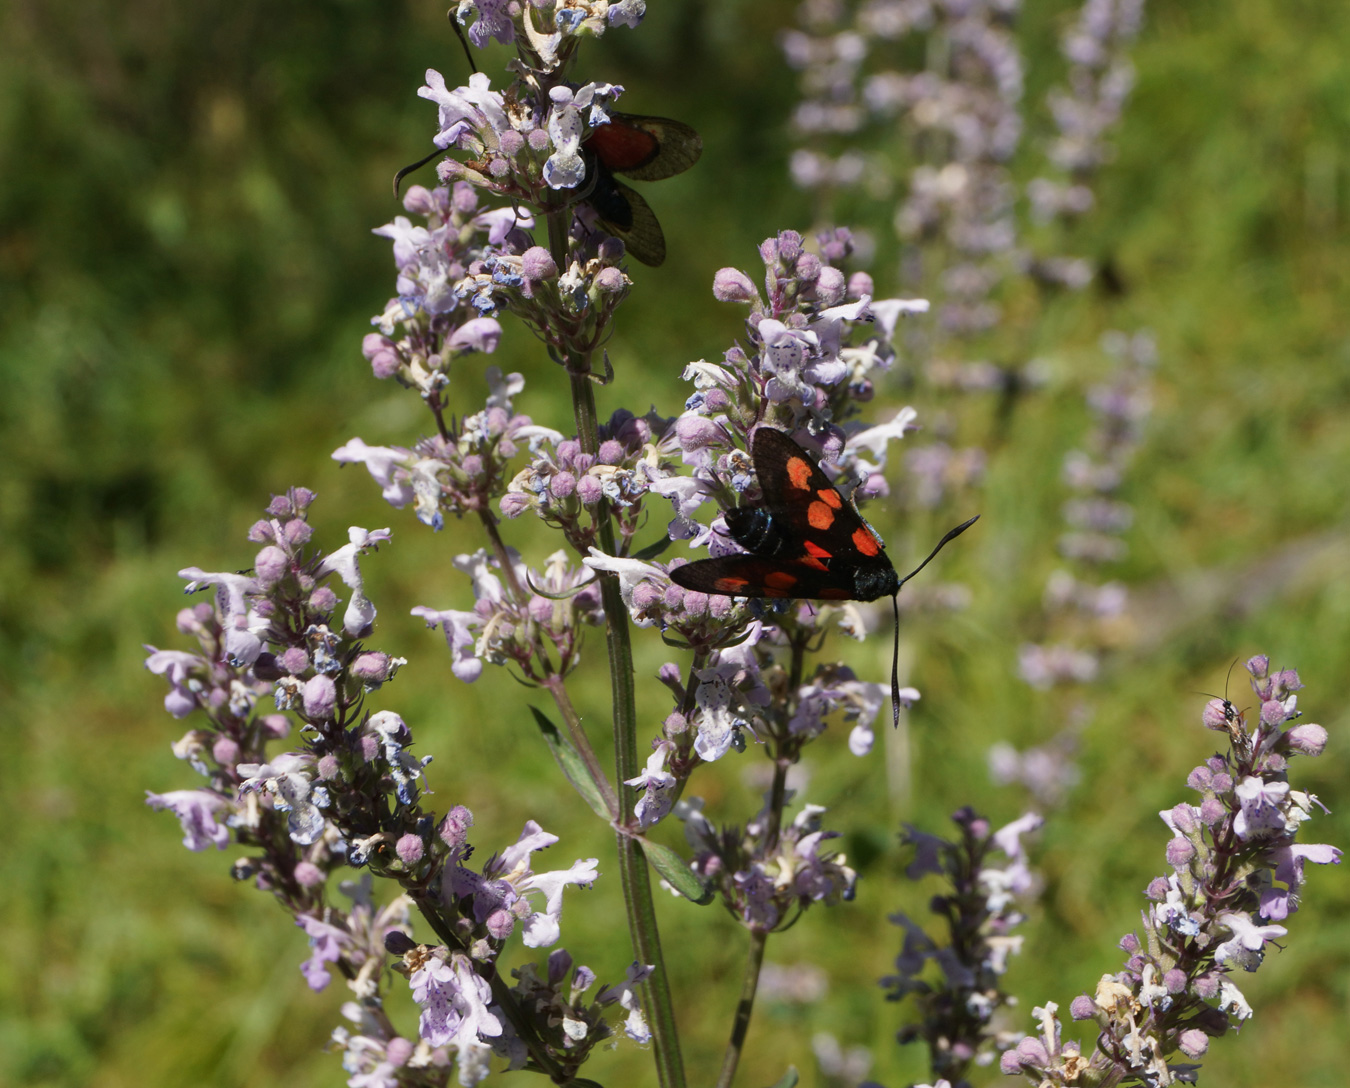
[853,566,900,603]
[724,506,789,556]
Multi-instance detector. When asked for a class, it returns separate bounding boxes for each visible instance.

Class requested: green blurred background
[2,0,1348,1085]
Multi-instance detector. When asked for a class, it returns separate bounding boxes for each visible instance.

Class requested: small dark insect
[580,113,702,267]
[669,427,978,727]
[1200,659,1246,731]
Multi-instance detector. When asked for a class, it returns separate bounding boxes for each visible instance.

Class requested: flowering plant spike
[140,4,1338,1088]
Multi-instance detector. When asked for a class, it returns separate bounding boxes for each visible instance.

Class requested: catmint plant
[144,5,980,1087]
[138,5,1338,1088]
[885,656,1338,1088]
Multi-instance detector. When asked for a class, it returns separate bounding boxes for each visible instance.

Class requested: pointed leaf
[529,706,611,820]
[764,1068,799,1088]
[641,838,712,905]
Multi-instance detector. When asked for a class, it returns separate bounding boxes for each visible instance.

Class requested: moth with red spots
[580,113,702,267]
[669,427,978,727]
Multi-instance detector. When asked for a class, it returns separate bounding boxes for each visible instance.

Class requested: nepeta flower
[144,789,232,851]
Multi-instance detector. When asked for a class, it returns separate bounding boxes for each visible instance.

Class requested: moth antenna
[891,591,901,729]
[448,12,479,74]
[393,147,445,198]
[897,515,980,588]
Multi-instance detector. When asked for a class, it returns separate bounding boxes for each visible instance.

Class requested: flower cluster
[1002,654,1339,1086]
[678,797,859,932]
[883,807,1042,1085]
[144,489,640,1086]
[1017,329,1155,693]
[783,0,1145,358]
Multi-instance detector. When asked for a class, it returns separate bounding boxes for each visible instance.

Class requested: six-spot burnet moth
[669,427,979,729]
[579,113,702,267]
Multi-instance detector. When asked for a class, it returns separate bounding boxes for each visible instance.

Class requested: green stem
[542,672,619,819]
[715,927,768,1088]
[568,356,685,1088]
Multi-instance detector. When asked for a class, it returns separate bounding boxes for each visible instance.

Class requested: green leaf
[641,838,713,904]
[529,706,611,821]
[633,536,673,561]
[764,1067,799,1088]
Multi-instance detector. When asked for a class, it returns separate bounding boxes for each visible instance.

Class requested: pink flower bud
[396,833,424,865]
[575,475,603,504]
[549,471,576,499]
[595,266,626,293]
[712,267,756,302]
[212,736,240,766]
[1284,723,1327,756]
[351,652,391,683]
[294,861,325,887]
[521,246,557,281]
[847,271,874,299]
[385,1037,414,1067]
[303,675,337,719]
[1178,1029,1209,1058]
[440,805,474,848]
[815,265,846,305]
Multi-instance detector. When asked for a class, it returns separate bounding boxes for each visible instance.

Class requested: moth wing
[588,114,702,181]
[669,555,853,600]
[750,428,891,569]
[592,176,666,267]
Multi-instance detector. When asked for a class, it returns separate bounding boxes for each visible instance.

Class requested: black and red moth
[669,427,978,726]
[581,113,701,267]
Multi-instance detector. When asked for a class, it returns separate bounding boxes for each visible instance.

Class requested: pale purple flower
[456,0,514,47]
[143,648,203,718]
[297,914,351,991]
[145,789,231,851]
[411,606,485,682]
[237,753,330,845]
[332,439,416,508]
[1212,911,1287,967]
[1233,776,1291,840]
[417,70,509,150]
[318,526,392,636]
[598,962,654,1043]
[626,741,676,827]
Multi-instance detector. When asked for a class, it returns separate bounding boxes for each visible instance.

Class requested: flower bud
[521,246,557,281]
[815,265,846,305]
[302,675,337,720]
[351,651,392,684]
[396,833,425,865]
[713,267,757,302]
[363,333,401,379]
[1202,698,1231,731]
[595,266,626,293]
[847,271,874,299]
[1165,836,1195,868]
[1178,1029,1209,1058]
[486,908,515,940]
[575,475,603,504]
[1283,723,1327,756]
[674,414,723,450]
[1260,699,1287,726]
[1245,654,1269,679]
[440,805,474,848]
[1069,994,1096,1020]
[294,861,325,887]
